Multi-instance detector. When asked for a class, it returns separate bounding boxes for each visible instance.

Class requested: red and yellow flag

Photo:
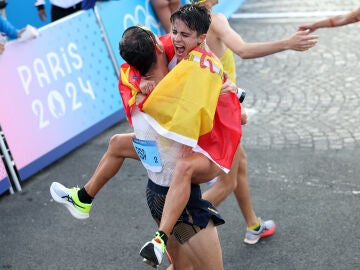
[195,92,242,172]
[118,63,141,126]
[118,47,242,172]
[140,47,224,147]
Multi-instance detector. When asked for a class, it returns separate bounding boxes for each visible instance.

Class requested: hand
[135,93,147,104]
[17,28,26,39]
[140,80,156,95]
[298,23,316,33]
[221,75,237,94]
[38,9,47,22]
[0,42,4,54]
[287,29,318,51]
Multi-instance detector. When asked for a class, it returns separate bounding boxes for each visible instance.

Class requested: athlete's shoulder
[210,13,231,36]
[212,12,228,24]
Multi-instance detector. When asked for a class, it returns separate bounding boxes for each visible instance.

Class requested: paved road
[1,0,360,269]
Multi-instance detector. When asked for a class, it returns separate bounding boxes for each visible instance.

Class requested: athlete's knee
[108,134,134,156]
[109,134,122,145]
[218,174,237,195]
[108,135,122,154]
[175,158,195,178]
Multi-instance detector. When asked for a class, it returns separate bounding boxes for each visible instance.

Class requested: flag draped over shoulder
[118,63,141,126]
[140,47,242,172]
[140,47,224,147]
[117,44,242,172]
[195,92,242,172]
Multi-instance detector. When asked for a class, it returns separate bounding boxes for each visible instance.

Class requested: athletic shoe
[50,182,91,220]
[139,232,166,268]
[244,218,276,244]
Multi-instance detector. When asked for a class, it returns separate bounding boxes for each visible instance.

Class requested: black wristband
[237,88,246,103]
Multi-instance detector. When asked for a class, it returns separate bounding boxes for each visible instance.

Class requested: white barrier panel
[5,0,244,31]
[181,0,245,18]
[0,10,123,181]
[95,0,245,74]
[95,0,164,74]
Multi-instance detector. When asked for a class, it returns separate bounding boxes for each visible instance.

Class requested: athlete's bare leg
[203,144,258,227]
[202,144,241,206]
[84,133,138,197]
[158,152,224,237]
[232,145,258,227]
[166,221,223,270]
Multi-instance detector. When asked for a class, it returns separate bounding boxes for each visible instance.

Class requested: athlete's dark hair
[119,26,158,76]
[170,4,211,35]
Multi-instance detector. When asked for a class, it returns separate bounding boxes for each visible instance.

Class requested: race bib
[132,138,162,172]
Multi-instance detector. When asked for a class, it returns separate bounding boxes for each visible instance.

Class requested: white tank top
[131,107,192,187]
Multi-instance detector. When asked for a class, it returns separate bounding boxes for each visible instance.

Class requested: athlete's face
[171,18,206,61]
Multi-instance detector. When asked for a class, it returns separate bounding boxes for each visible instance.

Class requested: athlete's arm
[211,13,318,59]
[298,7,360,32]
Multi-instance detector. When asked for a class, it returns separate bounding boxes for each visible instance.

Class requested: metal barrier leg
[0,129,21,192]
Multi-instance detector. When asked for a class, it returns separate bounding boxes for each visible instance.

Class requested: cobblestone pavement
[232,0,360,151]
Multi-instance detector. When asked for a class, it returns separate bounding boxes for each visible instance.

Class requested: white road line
[231,11,349,19]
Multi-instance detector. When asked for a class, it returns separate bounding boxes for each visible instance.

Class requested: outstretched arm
[298,7,360,32]
[211,13,318,59]
[0,16,20,39]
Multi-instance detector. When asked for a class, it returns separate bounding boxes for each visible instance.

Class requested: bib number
[132,138,162,172]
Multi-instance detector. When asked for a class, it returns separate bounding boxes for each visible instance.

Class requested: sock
[156,230,168,246]
[247,218,261,231]
[77,187,94,204]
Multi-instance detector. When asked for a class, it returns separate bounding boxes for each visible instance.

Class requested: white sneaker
[139,232,165,268]
[50,182,91,220]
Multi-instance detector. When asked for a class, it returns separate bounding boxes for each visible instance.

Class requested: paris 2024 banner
[0,0,244,189]
[0,10,122,181]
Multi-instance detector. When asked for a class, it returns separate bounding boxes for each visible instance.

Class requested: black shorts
[146,179,225,244]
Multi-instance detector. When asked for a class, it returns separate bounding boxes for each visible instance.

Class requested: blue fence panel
[95,0,163,72]
[0,10,123,181]
[5,0,51,29]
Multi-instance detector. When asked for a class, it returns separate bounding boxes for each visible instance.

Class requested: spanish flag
[140,47,224,147]
[118,63,141,126]
[195,92,242,172]
[139,47,242,172]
